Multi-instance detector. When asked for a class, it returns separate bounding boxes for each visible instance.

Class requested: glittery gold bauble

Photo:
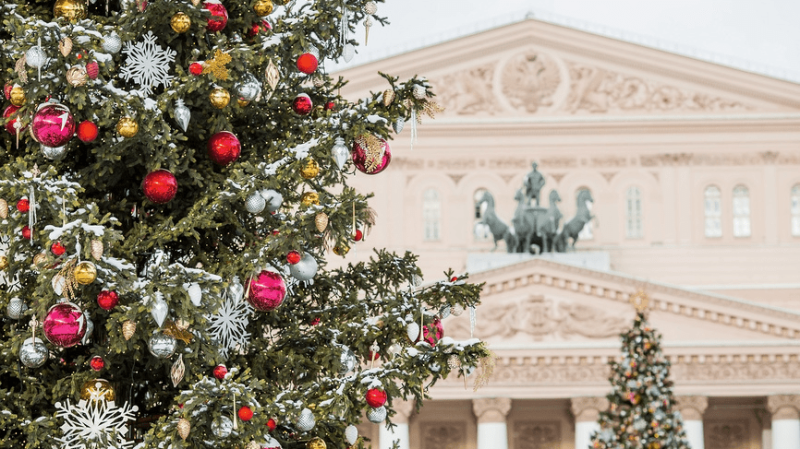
[80,379,115,402]
[333,244,349,256]
[177,418,191,440]
[253,0,273,16]
[74,261,97,285]
[306,438,327,449]
[116,117,139,138]
[210,88,231,109]
[237,98,250,107]
[382,89,395,106]
[300,158,320,179]
[10,85,25,106]
[170,12,191,33]
[90,239,104,260]
[301,192,319,207]
[54,0,87,21]
[0,256,8,270]
[0,198,7,218]
[66,66,88,87]
[314,212,328,232]
[122,320,136,340]
[32,252,47,266]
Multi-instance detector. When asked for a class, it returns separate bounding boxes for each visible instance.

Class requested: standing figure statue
[535,190,562,253]
[523,162,546,206]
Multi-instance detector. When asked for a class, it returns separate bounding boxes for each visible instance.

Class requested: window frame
[422,188,441,242]
[704,185,722,238]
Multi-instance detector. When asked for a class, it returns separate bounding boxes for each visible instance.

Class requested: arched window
[625,186,643,239]
[732,185,751,237]
[422,188,440,241]
[577,188,593,240]
[704,186,722,237]
[792,185,800,236]
[473,189,491,241]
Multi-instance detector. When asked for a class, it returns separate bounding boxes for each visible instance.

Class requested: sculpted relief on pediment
[429,49,753,116]
[449,294,628,341]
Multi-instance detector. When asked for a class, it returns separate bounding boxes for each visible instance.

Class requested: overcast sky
[334,0,800,82]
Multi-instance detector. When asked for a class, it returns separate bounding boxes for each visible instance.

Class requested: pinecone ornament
[314,212,328,232]
[59,37,73,56]
[177,418,191,440]
[90,239,103,260]
[0,199,7,219]
[122,320,136,340]
[382,89,395,106]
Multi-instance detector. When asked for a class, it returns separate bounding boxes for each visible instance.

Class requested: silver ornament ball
[236,73,261,102]
[245,193,266,214]
[148,333,177,358]
[25,47,47,69]
[7,297,28,320]
[339,346,357,375]
[211,415,233,438]
[20,337,49,368]
[260,189,283,212]
[296,407,316,432]
[102,34,123,54]
[289,252,318,281]
[42,145,67,160]
[367,406,387,423]
[412,85,427,100]
[363,1,377,14]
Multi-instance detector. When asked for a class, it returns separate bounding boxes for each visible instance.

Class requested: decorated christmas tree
[0,0,490,447]
[590,292,690,449]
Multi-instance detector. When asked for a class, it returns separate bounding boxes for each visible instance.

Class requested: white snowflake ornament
[206,293,253,358]
[54,399,138,449]
[120,31,176,94]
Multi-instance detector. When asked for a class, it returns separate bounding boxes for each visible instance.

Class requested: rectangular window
[626,187,643,238]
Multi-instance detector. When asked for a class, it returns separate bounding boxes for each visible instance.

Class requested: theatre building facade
[336,17,800,449]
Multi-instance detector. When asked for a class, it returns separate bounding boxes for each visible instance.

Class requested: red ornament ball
[21,225,31,240]
[296,53,318,75]
[247,270,286,312]
[286,250,301,265]
[16,198,29,213]
[353,229,363,241]
[248,20,272,36]
[51,241,66,256]
[271,229,280,236]
[207,131,241,166]
[325,101,336,111]
[90,355,105,371]
[213,364,228,380]
[450,276,458,282]
[423,316,444,346]
[365,388,387,408]
[85,61,99,80]
[292,93,313,116]
[189,62,204,76]
[266,418,277,431]
[238,406,253,421]
[3,105,24,135]
[97,290,119,311]
[204,0,229,32]
[369,349,380,361]
[77,121,99,143]
[310,317,320,326]
[352,137,391,175]
[142,170,178,204]
[43,302,86,348]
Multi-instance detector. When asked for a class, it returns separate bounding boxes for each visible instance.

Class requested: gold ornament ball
[122,320,136,340]
[10,86,25,106]
[306,438,327,449]
[171,12,191,33]
[300,158,320,179]
[74,261,97,285]
[54,0,88,21]
[301,192,320,207]
[253,0,274,16]
[32,252,48,266]
[0,255,8,270]
[237,98,250,108]
[80,379,115,402]
[116,117,139,138]
[66,66,88,87]
[210,88,231,109]
[333,244,350,256]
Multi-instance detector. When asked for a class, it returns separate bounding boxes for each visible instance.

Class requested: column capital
[768,395,800,420]
[676,396,708,421]
[391,399,416,424]
[472,397,512,424]
[570,397,609,423]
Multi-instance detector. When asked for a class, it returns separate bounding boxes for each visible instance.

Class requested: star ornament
[203,49,232,80]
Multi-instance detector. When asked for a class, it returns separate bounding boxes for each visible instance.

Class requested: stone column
[379,400,415,449]
[767,395,800,449]
[571,397,609,449]
[676,396,708,449]
[472,398,512,449]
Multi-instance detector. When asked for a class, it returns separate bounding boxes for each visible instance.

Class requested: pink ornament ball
[423,316,444,346]
[205,0,229,32]
[43,302,87,348]
[208,131,241,166]
[31,104,75,147]
[247,270,286,311]
[142,170,178,204]
[352,137,391,175]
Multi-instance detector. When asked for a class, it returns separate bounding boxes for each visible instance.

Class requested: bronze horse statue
[535,190,562,253]
[476,190,516,251]
[555,189,593,252]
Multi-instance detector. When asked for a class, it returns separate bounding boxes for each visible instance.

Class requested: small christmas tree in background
[590,291,691,449]
[0,0,491,448]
